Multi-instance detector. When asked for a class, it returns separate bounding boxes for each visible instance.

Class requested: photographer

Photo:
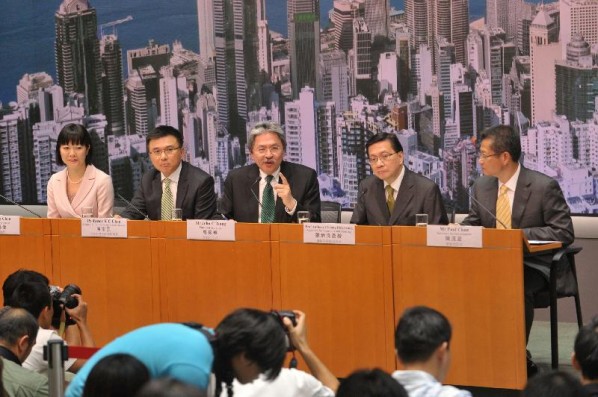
[3,270,95,375]
[214,309,338,397]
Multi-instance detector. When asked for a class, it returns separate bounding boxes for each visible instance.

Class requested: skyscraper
[332,0,365,52]
[100,34,125,136]
[55,0,103,115]
[288,0,321,99]
[214,0,262,160]
[320,50,350,112]
[530,7,561,124]
[560,0,598,60]
[197,0,215,60]
[364,0,389,39]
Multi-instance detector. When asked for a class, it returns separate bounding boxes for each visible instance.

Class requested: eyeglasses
[368,152,397,164]
[479,152,502,161]
[255,145,282,155]
[150,147,181,157]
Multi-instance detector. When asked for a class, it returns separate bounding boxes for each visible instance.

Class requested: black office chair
[320,201,342,223]
[533,245,584,369]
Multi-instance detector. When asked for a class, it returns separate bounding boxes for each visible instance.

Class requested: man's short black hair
[395,306,452,364]
[8,281,52,320]
[523,370,584,397]
[212,308,287,396]
[3,269,49,306]
[575,316,598,380]
[0,307,39,346]
[83,353,150,397]
[146,125,183,150]
[480,124,521,162]
[365,133,404,155]
[56,123,93,166]
[336,368,408,397]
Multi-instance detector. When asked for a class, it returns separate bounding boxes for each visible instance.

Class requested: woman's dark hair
[56,123,93,166]
[523,370,584,397]
[82,353,150,397]
[212,308,287,397]
[337,368,408,397]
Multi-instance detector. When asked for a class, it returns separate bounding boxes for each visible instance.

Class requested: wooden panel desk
[272,224,396,377]
[392,226,527,389]
[50,219,157,345]
[0,218,52,290]
[154,222,273,328]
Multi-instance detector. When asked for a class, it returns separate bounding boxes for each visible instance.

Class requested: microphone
[0,193,42,218]
[250,176,262,208]
[466,181,507,229]
[116,193,149,221]
[215,199,229,220]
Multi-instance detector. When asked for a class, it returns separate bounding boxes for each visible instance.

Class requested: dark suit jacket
[220,161,321,223]
[461,166,574,277]
[121,162,217,220]
[350,168,448,226]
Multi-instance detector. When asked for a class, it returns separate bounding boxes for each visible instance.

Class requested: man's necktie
[161,177,173,221]
[386,185,395,214]
[496,184,512,229]
[261,175,275,223]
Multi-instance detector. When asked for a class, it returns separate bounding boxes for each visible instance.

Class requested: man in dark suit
[119,125,216,220]
[351,133,448,226]
[461,124,574,374]
[220,122,321,223]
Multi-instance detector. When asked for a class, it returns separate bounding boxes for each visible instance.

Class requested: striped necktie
[496,184,512,229]
[161,177,173,221]
[261,175,275,223]
[386,185,395,214]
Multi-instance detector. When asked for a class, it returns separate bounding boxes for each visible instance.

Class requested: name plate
[0,215,20,235]
[187,220,235,241]
[426,225,482,248]
[303,223,356,245]
[81,218,128,238]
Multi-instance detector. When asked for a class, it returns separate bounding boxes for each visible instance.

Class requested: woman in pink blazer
[47,124,114,218]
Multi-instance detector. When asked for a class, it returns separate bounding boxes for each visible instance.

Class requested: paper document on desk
[528,240,561,245]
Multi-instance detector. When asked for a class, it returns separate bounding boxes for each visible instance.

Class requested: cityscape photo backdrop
[1,0,597,215]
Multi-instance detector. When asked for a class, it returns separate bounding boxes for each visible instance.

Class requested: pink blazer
[46,165,114,218]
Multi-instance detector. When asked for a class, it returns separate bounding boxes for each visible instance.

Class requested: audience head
[395,306,452,381]
[56,123,93,166]
[135,378,205,397]
[573,316,598,383]
[523,370,585,397]
[0,306,39,363]
[212,308,287,396]
[6,281,53,328]
[336,368,408,397]
[82,353,150,397]
[146,125,185,178]
[365,133,405,184]
[3,269,49,306]
[247,122,286,175]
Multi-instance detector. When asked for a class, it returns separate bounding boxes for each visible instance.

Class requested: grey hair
[247,122,287,152]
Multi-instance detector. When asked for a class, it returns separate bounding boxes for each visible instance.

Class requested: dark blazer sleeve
[294,167,321,223]
[522,178,574,244]
[192,175,217,220]
[220,173,235,221]
[426,183,449,225]
[350,180,369,225]
[120,173,152,220]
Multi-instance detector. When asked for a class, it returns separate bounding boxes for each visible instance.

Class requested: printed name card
[303,223,356,245]
[187,220,236,241]
[81,218,128,238]
[0,215,20,235]
[426,225,483,248]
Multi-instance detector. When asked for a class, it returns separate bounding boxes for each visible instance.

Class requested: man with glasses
[351,133,448,225]
[461,124,574,376]
[119,125,217,220]
[220,121,321,223]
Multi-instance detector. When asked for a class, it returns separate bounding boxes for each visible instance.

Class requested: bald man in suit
[351,133,448,226]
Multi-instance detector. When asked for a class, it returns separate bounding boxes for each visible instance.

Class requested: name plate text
[0,216,20,235]
[427,225,482,248]
[81,218,128,238]
[187,220,236,241]
[303,223,356,245]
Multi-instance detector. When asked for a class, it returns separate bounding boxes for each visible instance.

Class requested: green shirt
[1,358,49,397]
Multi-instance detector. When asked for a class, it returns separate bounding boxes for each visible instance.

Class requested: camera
[49,284,82,328]
[274,310,297,327]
